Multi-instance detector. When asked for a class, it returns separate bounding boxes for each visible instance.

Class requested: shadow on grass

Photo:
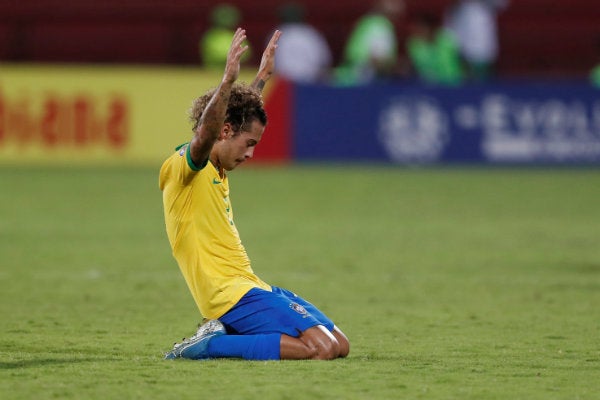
[0,357,111,370]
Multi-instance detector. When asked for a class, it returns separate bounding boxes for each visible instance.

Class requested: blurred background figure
[406,13,464,86]
[444,0,509,82]
[273,2,333,84]
[590,37,600,87]
[200,3,252,69]
[334,0,405,85]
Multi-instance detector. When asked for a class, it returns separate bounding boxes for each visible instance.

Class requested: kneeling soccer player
[159,28,349,360]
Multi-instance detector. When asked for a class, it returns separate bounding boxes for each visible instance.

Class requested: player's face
[220,120,265,171]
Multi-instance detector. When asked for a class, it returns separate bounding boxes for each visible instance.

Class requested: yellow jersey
[159,143,271,319]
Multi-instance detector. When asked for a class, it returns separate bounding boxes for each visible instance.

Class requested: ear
[219,123,233,141]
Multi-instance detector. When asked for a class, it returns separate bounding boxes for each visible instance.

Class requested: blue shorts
[219,286,334,337]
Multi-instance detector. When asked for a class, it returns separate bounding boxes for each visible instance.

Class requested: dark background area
[1,0,599,78]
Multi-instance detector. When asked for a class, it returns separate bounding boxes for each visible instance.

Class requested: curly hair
[189,83,267,133]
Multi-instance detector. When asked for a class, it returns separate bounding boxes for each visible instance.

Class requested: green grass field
[1,165,599,399]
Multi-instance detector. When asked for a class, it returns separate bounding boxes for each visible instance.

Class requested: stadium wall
[0,64,267,166]
[292,81,600,165]
[1,64,599,166]
[1,0,599,77]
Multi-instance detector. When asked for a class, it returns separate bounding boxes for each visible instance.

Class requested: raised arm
[251,30,281,93]
[189,28,249,167]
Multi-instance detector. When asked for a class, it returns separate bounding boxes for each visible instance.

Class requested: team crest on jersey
[290,302,308,317]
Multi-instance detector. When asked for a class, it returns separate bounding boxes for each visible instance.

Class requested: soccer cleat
[164,319,226,360]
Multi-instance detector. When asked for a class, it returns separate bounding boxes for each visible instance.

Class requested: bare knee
[301,326,341,360]
[280,326,347,360]
[280,334,328,360]
[337,339,350,358]
[319,338,340,360]
[332,327,350,358]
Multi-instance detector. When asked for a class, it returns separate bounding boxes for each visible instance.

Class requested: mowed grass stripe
[1,166,599,399]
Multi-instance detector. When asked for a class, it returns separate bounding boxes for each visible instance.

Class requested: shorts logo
[290,302,308,317]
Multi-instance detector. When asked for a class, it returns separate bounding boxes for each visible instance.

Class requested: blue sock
[207,334,281,360]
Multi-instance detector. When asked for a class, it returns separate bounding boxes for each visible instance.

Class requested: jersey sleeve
[184,142,209,172]
[159,143,209,189]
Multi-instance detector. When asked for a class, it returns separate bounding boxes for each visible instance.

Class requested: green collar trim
[175,142,208,171]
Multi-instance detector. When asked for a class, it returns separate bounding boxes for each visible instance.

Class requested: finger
[235,44,249,56]
[231,27,242,42]
[235,34,247,47]
[230,45,249,64]
[231,28,246,46]
[267,30,281,49]
[234,27,245,37]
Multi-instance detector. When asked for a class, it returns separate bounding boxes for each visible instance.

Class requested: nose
[245,147,255,159]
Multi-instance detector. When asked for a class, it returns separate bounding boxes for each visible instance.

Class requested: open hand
[256,30,282,84]
[223,28,249,84]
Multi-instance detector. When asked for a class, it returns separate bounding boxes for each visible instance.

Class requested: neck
[209,154,224,178]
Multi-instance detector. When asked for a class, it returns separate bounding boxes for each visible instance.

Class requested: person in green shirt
[407,13,464,86]
[590,39,600,87]
[335,0,405,85]
[591,65,600,87]
[200,4,252,69]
